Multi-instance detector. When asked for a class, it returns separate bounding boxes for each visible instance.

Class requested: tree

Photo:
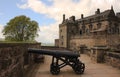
[2,15,39,41]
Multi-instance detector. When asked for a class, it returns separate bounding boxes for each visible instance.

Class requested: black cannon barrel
[28,48,80,58]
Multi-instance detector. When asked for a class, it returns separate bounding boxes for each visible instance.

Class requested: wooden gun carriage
[28,48,85,75]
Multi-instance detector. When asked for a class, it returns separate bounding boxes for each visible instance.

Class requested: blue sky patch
[41,0,53,6]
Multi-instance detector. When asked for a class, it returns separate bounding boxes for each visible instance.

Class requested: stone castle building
[59,6,120,51]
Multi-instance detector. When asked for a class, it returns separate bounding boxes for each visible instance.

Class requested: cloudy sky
[0,0,120,43]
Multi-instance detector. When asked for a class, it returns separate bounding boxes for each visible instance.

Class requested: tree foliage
[2,15,39,41]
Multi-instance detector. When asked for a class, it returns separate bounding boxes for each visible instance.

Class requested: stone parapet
[104,52,120,69]
[0,43,41,77]
[90,46,108,63]
[83,46,120,69]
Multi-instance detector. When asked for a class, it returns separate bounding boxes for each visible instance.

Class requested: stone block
[0,43,41,77]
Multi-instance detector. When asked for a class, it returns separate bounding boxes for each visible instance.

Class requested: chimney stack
[95,8,100,14]
[63,14,65,22]
[81,14,84,19]
[111,5,113,10]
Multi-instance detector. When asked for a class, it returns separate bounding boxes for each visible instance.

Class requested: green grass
[41,43,54,46]
[0,40,38,43]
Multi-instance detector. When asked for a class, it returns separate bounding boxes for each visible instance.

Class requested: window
[91,18,94,22]
[107,28,111,34]
[61,42,63,45]
[114,23,119,34]
[82,25,85,33]
[60,29,62,32]
[80,30,82,35]
[118,27,120,34]
[71,30,74,34]
[86,29,90,35]
[97,23,101,29]
[108,27,114,34]
[89,24,92,30]
[117,28,119,34]
[93,50,96,54]
[61,36,64,39]
[82,25,85,29]
[89,19,91,23]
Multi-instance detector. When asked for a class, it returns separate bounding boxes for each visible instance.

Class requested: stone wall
[83,47,120,69]
[59,24,67,48]
[70,38,94,51]
[104,52,120,69]
[84,48,91,56]
[55,39,59,47]
[106,34,120,49]
[90,46,108,63]
[0,43,41,77]
[41,46,66,50]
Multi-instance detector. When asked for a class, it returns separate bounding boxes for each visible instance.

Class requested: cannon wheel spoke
[80,63,85,74]
[73,62,85,74]
[50,63,60,75]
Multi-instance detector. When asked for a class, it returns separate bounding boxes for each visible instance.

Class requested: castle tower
[59,14,68,48]
[59,14,75,48]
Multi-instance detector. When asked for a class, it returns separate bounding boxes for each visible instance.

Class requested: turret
[95,8,100,14]
[63,14,65,23]
[69,16,75,21]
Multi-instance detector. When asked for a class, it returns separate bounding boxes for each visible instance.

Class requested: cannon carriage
[28,48,85,75]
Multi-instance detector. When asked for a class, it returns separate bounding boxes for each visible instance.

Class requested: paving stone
[26,54,120,77]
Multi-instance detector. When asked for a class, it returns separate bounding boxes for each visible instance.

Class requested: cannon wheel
[50,63,60,75]
[73,62,85,74]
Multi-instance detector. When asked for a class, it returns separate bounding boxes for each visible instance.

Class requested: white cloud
[18,0,120,20]
[0,24,4,39]
[18,0,120,43]
[17,4,28,9]
[35,22,59,43]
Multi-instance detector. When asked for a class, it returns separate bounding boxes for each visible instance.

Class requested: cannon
[28,48,85,75]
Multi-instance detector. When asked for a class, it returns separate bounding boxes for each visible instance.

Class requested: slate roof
[77,9,113,22]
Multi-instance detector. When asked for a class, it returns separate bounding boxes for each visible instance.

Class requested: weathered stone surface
[84,47,120,69]
[26,54,120,77]
[0,43,41,77]
[59,8,120,52]
[104,52,120,69]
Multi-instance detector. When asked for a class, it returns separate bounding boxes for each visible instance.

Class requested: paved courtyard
[26,54,120,77]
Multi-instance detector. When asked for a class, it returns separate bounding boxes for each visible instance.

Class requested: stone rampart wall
[104,52,120,69]
[0,43,41,77]
[83,47,120,69]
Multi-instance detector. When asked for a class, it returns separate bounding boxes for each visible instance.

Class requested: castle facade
[59,6,120,51]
